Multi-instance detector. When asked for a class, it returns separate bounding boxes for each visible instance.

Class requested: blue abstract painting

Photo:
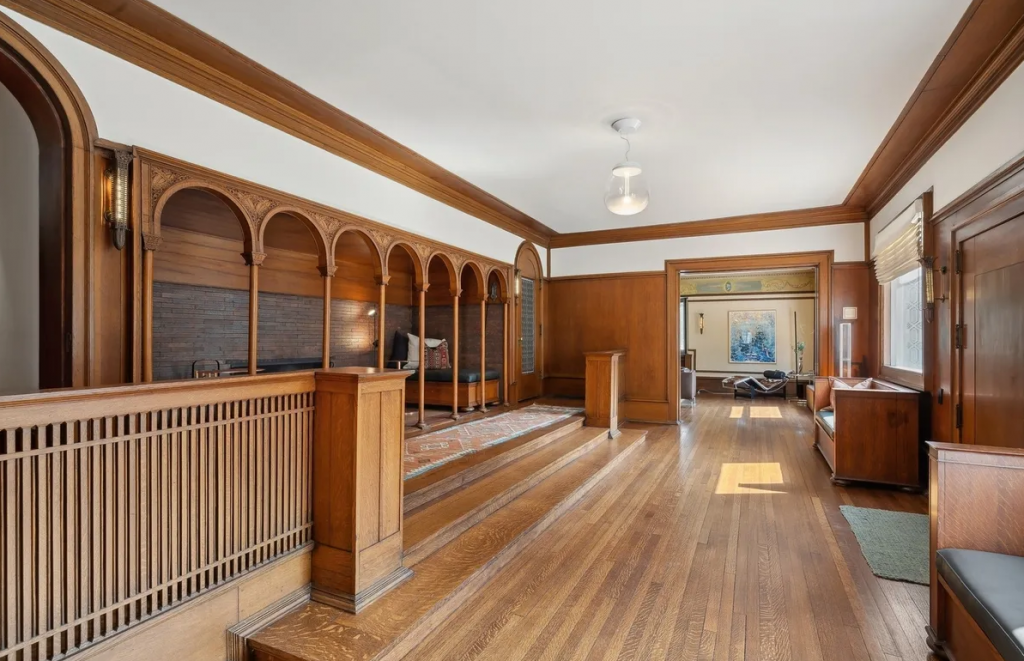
[729,310,777,364]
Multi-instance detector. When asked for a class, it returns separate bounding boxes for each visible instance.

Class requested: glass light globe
[604,160,650,215]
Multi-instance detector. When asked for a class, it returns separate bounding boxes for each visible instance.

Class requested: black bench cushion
[937,548,1024,661]
[229,358,327,373]
[406,368,501,383]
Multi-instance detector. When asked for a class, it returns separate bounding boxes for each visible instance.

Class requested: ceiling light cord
[621,135,632,161]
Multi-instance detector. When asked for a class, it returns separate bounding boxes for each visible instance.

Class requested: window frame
[879,265,925,391]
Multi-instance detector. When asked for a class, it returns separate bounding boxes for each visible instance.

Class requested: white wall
[551,222,865,276]
[0,81,40,394]
[686,296,815,374]
[2,8,525,265]
[871,63,1024,239]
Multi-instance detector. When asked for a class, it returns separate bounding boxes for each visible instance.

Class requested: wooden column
[417,285,427,428]
[451,290,460,420]
[320,265,335,370]
[245,252,266,375]
[584,350,626,438]
[377,277,389,369]
[311,367,414,613]
[141,233,161,382]
[480,299,488,413]
[503,300,510,406]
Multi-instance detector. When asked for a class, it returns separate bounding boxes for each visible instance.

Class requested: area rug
[840,505,929,585]
[404,405,583,478]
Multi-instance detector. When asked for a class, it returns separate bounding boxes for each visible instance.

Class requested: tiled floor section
[404,404,583,478]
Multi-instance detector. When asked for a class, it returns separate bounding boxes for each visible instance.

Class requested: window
[883,267,923,373]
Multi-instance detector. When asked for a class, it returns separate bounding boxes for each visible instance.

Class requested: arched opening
[330,229,385,367]
[457,261,500,411]
[515,243,544,401]
[487,268,510,406]
[151,187,253,380]
[256,210,328,372]
[0,15,96,393]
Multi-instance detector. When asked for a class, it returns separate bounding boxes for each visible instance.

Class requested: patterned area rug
[404,405,583,478]
[840,505,929,584]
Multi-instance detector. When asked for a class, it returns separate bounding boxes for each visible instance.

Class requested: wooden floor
[405,397,932,661]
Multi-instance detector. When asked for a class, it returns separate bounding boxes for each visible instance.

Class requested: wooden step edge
[403,416,585,512]
[377,430,648,661]
[402,425,610,566]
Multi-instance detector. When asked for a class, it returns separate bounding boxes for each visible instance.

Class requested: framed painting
[729,310,777,364]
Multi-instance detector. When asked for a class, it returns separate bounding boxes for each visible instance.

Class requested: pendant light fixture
[604,117,650,216]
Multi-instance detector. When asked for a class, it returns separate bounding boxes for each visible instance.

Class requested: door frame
[665,250,834,422]
[514,241,543,401]
[950,187,1024,443]
[1,13,97,389]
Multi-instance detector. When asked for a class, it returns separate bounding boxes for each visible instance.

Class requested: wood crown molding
[548,205,866,248]
[846,0,1024,217]
[0,0,556,246]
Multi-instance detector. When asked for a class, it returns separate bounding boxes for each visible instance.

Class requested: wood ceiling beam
[845,0,1024,218]
[548,205,867,249]
[0,0,557,246]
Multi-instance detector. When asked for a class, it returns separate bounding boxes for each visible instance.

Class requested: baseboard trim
[311,566,414,614]
[227,584,312,661]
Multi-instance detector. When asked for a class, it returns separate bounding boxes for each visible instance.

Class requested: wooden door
[516,245,543,401]
[959,213,1024,447]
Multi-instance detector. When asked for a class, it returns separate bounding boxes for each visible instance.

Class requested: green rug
[839,506,929,585]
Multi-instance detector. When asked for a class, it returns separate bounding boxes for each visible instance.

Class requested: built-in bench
[928,443,1024,661]
[403,368,501,411]
[810,377,922,489]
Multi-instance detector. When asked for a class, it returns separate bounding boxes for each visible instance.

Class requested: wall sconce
[514,269,521,297]
[698,312,704,334]
[368,307,379,348]
[104,150,132,250]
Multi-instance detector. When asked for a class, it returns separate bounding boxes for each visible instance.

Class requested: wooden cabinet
[311,367,413,612]
[584,350,625,438]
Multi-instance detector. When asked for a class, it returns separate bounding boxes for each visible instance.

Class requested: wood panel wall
[831,263,876,378]
[544,273,670,421]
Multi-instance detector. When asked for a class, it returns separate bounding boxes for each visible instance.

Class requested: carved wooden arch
[331,225,384,281]
[486,267,510,303]
[459,260,487,302]
[514,241,544,279]
[0,12,99,388]
[260,206,331,269]
[384,241,425,287]
[427,251,460,296]
[152,180,257,255]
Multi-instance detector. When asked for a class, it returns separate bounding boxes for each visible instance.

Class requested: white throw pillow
[407,333,445,363]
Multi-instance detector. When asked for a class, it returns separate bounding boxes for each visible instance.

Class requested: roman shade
[873,197,924,284]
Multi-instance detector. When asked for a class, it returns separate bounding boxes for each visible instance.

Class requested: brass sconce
[104,150,132,250]
[698,312,704,334]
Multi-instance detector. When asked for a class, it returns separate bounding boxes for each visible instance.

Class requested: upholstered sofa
[928,442,1024,661]
[810,377,922,488]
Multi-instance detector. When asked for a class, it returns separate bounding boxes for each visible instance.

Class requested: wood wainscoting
[544,272,673,423]
[832,262,876,378]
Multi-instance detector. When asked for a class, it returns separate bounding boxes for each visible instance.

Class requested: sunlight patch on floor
[750,406,782,419]
[729,406,745,419]
[715,462,785,495]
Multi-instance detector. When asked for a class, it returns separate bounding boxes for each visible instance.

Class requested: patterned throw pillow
[424,340,451,370]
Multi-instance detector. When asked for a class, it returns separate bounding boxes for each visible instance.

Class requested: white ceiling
[150,0,969,234]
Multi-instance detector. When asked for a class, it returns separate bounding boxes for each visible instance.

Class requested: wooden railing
[0,373,316,661]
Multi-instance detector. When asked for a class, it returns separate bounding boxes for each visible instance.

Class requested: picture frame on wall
[728,310,777,364]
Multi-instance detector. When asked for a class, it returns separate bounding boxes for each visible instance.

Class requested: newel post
[584,350,626,438]
[311,367,414,612]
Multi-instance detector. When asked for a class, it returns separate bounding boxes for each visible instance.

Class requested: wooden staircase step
[404,415,584,512]
[247,429,647,661]
[402,424,609,566]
